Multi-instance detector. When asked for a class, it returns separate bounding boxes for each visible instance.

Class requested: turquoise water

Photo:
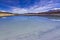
[0,16,60,40]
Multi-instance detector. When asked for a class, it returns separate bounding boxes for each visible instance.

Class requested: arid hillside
[0,12,19,17]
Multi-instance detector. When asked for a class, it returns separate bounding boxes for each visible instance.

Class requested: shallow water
[0,16,60,40]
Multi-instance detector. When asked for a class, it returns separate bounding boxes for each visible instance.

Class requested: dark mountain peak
[48,9,60,12]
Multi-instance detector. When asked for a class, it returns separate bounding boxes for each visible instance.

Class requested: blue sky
[0,0,60,13]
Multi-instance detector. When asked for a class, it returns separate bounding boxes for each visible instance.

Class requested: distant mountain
[22,9,60,16]
[0,9,60,17]
[48,9,60,13]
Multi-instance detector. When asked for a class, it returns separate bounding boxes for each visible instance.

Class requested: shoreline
[0,10,60,17]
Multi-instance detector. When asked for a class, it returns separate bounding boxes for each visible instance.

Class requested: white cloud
[28,3,55,13]
[0,10,7,12]
[10,7,28,14]
[9,0,60,14]
[0,0,60,14]
[9,3,55,14]
[52,8,60,10]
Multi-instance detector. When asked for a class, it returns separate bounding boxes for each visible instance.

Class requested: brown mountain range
[0,10,60,17]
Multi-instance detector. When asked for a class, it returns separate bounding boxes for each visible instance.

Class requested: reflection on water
[0,16,60,40]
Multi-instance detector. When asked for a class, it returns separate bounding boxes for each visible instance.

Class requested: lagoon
[0,16,60,40]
